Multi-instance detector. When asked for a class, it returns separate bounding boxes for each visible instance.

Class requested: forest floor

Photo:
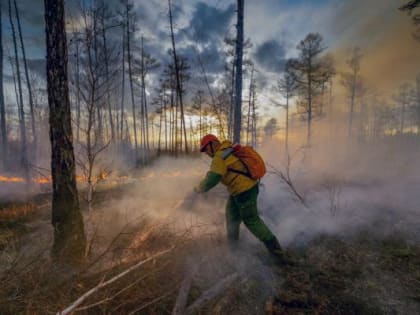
[1,170,420,315]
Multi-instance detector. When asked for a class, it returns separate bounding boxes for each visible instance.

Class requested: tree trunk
[75,38,81,143]
[168,0,188,153]
[102,11,115,142]
[120,23,125,142]
[14,0,37,155]
[164,91,168,151]
[0,2,7,165]
[307,69,312,146]
[8,0,29,182]
[44,0,86,263]
[126,1,138,161]
[233,0,244,144]
[348,70,356,138]
[285,92,289,152]
[251,84,257,147]
[246,65,254,145]
[229,63,235,140]
[140,36,148,163]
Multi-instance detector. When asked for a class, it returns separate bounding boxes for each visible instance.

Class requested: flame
[99,170,108,180]
[0,175,25,183]
[34,177,52,184]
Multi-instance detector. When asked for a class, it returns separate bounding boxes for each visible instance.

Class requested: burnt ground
[0,183,420,315]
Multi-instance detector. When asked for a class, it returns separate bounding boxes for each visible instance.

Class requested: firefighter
[194,134,293,265]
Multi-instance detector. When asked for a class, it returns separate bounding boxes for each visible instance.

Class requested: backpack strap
[221,147,252,178]
[221,147,234,159]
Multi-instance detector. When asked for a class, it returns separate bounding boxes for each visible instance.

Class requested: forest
[0,0,420,314]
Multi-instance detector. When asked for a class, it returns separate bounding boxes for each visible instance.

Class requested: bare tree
[44,0,86,262]
[134,36,159,161]
[76,3,114,210]
[14,0,37,155]
[168,0,188,153]
[8,0,29,182]
[246,64,254,145]
[223,36,253,140]
[124,0,139,160]
[119,19,126,142]
[99,2,117,142]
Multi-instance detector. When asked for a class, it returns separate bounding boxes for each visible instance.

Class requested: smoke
[257,125,420,248]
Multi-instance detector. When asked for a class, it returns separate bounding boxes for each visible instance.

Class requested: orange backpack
[222,144,266,180]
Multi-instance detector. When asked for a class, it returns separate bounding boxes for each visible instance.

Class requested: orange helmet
[200,134,219,152]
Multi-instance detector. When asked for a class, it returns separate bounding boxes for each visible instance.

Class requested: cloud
[183,2,235,44]
[254,40,287,73]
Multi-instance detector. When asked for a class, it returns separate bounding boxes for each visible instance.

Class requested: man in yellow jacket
[195,134,292,264]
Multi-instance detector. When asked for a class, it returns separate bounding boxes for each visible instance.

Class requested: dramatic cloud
[254,40,287,73]
[3,0,419,121]
[183,2,235,44]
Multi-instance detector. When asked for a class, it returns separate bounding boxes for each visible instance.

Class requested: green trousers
[225,184,275,244]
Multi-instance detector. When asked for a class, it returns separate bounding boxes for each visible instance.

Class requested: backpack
[221,144,266,180]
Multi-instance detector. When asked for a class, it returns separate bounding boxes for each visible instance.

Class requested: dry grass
[2,187,420,315]
[0,202,37,222]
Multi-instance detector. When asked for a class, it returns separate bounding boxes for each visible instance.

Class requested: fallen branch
[74,272,151,312]
[186,273,239,315]
[57,246,175,315]
[172,266,198,315]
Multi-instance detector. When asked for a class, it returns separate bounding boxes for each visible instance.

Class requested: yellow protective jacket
[199,140,257,196]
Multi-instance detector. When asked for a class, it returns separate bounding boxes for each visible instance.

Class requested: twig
[57,246,175,315]
[267,162,308,209]
[74,272,150,312]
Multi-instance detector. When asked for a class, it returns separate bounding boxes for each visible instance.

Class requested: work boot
[264,237,297,266]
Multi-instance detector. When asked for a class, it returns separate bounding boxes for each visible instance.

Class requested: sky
[1,0,419,116]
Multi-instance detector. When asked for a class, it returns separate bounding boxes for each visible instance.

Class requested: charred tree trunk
[44,0,86,263]
[0,3,7,164]
[233,0,244,144]
[75,37,81,143]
